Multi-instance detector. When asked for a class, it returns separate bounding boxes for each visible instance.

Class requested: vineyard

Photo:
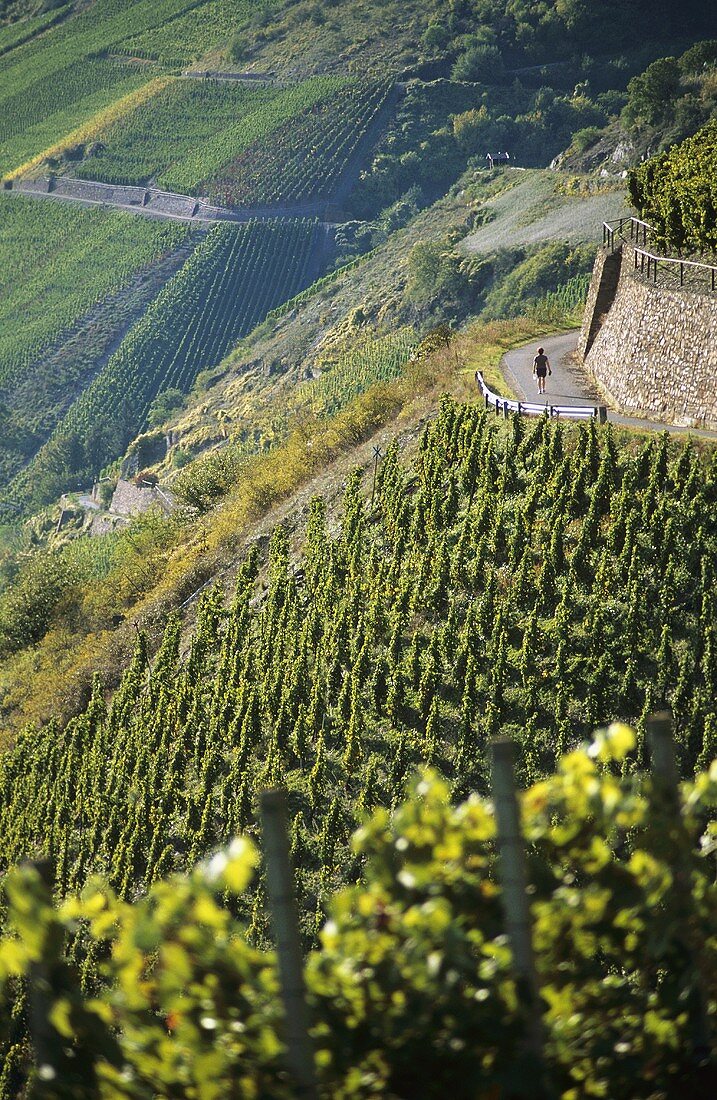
[303,329,419,419]
[73,75,346,193]
[628,118,717,254]
[110,0,259,67]
[14,218,325,499]
[0,0,261,176]
[0,194,188,393]
[1,399,717,1093]
[208,80,395,208]
[2,400,717,917]
[0,732,715,1098]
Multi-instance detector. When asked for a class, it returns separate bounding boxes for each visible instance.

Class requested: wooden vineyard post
[490,738,549,1097]
[24,860,60,1081]
[646,713,712,1067]
[370,445,382,511]
[260,789,318,1099]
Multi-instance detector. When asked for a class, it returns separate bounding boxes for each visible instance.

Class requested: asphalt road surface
[501,331,717,438]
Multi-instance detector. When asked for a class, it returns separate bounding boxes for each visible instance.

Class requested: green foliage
[407,239,494,316]
[13,218,323,504]
[1,740,717,1097]
[623,56,682,127]
[628,119,717,253]
[147,388,185,428]
[482,241,594,319]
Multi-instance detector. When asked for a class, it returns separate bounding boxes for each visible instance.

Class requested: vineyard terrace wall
[578,243,717,430]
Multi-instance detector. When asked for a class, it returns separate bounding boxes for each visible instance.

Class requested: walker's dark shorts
[536,366,547,378]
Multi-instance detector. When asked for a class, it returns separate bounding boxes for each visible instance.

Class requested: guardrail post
[647,713,712,1068]
[491,739,548,1096]
[517,402,521,416]
[598,406,607,424]
[654,259,658,283]
[260,789,318,1099]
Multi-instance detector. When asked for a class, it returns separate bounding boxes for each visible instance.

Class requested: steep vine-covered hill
[0,0,715,516]
[2,2,717,1094]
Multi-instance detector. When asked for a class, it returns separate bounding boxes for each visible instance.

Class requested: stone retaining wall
[579,242,717,429]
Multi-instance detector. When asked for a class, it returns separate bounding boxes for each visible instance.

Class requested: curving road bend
[501,331,717,438]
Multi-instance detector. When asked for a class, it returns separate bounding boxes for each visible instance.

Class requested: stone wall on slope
[578,242,717,429]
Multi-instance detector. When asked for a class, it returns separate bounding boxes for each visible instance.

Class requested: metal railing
[603,217,717,294]
[475,370,607,423]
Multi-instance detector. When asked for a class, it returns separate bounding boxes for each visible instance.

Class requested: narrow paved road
[502,332,717,438]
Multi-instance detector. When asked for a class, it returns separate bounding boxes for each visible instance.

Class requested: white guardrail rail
[475,370,608,423]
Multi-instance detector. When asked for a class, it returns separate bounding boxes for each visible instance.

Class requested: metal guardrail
[474,370,607,423]
[603,217,717,293]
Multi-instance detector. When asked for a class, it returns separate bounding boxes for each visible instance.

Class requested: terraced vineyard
[209,79,395,207]
[14,218,326,502]
[73,75,346,193]
[0,195,187,391]
[0,0,261,176]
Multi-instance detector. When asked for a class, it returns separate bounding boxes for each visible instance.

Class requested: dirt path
[502,332,717,438]
[4,179,329,225]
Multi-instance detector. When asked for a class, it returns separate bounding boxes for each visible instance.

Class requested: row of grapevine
[209,80,394,207]
[0,0,222,175]
[15,219,323,491]
[2,404,716,932]
[72,76,345,194]
[112,0,257,67]
[0,733,715,1098]
[0,4,69,60]
[302,329,418,418]
[0,194,188,391]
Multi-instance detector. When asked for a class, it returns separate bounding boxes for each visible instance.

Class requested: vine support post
[490,738,549,1096]
[24,860,59,1078]
[370,445,382,511]
[646,712,712,1066]
[260,789,318,1099]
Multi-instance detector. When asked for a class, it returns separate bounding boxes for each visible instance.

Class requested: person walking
[532,346,551,395]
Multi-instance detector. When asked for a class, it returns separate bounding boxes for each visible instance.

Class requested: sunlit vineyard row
[209,80,394,206]
[74,75,346,193]
[1,736,714,1099]
[17,218,324,494]
[3,402,715,931]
